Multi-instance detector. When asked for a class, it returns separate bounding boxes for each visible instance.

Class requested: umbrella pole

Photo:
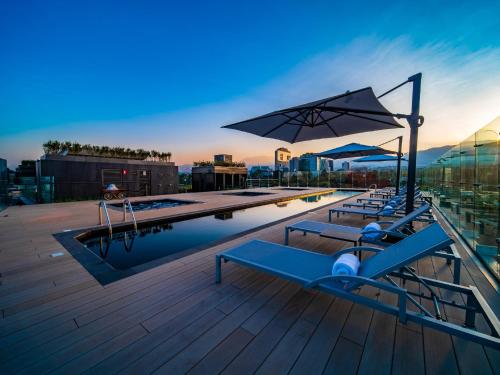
[396,136,403,196]
[405,73,422,215]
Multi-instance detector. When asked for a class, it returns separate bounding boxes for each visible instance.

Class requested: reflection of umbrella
[223,88,403,143]
[316,142,396,159]
[223,74,423,214]
[352,154,407,162]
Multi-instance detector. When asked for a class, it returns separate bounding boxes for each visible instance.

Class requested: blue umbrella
[352,154,407,162]
[315,142,396,159]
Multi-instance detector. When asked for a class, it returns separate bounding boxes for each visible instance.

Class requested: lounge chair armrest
[332,246,383,259]
[305,275,407,296]
[360,229,386,235]
[375,221,395,225]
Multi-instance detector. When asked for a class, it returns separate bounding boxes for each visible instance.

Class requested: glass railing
[419,117,499,280]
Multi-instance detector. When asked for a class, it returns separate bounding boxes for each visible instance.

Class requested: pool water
[109,198,195,211]
[82,190,359,270]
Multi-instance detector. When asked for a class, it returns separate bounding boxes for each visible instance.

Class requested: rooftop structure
[214,154,233,164]
[38,154,178,202]
[192,164,247,191]
[274,147,291,171]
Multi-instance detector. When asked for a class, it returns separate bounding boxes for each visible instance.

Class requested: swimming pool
[80,190,359,271]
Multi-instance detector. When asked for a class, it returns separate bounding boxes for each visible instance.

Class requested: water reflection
[83,190,358,270]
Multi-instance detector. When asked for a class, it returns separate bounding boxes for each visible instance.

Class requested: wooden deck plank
[289,297,353,375]
[221,288,315,375]
[357,291,397,375]
[187,327,255,375]
[0,264,244,370]
[323,336,363,375]
[417,255,460,375]
[83,272,259,374]
[392,324,425,375]
[254,293,331,374]
[150,278,288,374]
[50,324,149,375]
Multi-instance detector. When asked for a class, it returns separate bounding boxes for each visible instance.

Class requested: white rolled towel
[332,254,360,279]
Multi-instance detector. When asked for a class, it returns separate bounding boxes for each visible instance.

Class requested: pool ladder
[122,199,138,232]
[98,199,138,238]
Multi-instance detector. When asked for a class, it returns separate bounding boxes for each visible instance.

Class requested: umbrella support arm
[376,135,404,196]
[405,73,422,215]
[396,136,403,196]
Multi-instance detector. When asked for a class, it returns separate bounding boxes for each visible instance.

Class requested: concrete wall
[39,155,178,201]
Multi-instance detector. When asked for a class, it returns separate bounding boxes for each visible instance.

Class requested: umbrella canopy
[352,154,406,162]
[316,142,396,160]
[222,87,403,143]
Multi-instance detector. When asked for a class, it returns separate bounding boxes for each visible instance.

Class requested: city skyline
[1,1,500,168]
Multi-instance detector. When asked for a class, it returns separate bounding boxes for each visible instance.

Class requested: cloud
[2,36,499,167]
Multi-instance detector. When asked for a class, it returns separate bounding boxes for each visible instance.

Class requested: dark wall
[192,172,214,192]
[0,159,7,205]
[39,156,178,201]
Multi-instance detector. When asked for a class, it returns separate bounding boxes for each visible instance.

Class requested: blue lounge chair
[328,200,406,221]
[286,203,430,246]
[352,191,421,207]
[285,204,461,283]
[215,223,500,349]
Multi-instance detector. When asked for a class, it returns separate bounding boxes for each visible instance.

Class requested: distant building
[274,147,291,171]
[192,165,247,191]
[214,154,232,164]
[295,153,330,173]
[288,157,300,172]
[327,159,334,172]
[342,161,350,171]
[298,154,319,172]
[37,154,178,202]
[15,160,36,178]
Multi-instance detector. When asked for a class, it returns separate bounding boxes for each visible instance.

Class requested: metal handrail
[98,201,112,237]
[123,199,138,232]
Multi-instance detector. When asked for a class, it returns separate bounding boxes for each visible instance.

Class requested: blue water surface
[83,190,359,270]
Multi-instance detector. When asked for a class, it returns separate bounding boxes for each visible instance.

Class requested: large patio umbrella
[315,142,396,159]
[222,88,403,143]
[223,74,423,214]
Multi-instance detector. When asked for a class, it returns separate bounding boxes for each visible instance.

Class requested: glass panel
[474,123,499,277]
[421,118,499,280]
[460,135,475,245]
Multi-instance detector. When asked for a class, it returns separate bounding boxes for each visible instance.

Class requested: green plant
[42,140,172,162]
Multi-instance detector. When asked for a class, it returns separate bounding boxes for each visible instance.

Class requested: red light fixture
[122,169,128,175]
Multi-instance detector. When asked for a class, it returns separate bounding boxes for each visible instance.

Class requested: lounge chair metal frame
[284,204,462,284]
[215,224,500,349]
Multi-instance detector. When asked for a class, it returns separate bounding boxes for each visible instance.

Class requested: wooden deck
[0,188,498,374]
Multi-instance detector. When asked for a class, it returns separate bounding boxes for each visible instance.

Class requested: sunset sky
[1,0,500,168]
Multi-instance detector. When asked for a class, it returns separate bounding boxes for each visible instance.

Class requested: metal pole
[405,73,422,215]
[396,135,403,196]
